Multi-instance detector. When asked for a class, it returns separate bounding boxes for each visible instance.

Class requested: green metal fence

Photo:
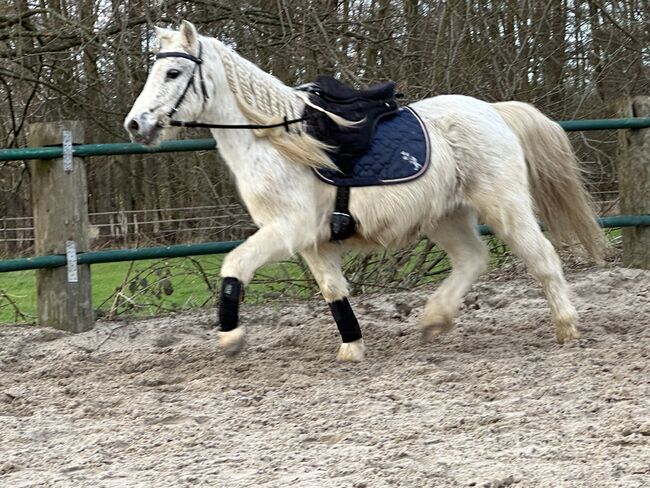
[0,138,217,162]
[1,118,649,163]
[1,215,649,273]
[0,116,649,275]
[0,240,242,273]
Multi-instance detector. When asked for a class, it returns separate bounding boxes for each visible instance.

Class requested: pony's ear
[154,26,175,47]
[179,20,198,54]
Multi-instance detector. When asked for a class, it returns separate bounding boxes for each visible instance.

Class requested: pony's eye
[166,69,181,80]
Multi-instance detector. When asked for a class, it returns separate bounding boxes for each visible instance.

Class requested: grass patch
[0,255,315,324]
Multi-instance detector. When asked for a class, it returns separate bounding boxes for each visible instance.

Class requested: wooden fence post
[28,121,93,332]
[617,97,650,269]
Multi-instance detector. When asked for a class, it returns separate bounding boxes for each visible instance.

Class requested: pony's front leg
[217,224,304,355]
[300,246,365,362]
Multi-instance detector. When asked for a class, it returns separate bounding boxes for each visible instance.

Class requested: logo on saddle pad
[400,151,422,171]
[314,107,431,187]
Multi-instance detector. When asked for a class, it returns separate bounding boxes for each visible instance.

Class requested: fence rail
[0,138,217,162]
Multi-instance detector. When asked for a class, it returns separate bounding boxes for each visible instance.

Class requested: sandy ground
[1,262,649,488]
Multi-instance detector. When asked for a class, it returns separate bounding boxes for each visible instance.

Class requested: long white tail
[493,101,605,261]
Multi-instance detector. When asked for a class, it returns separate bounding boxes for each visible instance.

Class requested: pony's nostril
[128,119,140,132]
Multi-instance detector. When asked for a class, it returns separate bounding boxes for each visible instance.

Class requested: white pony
[125,21,604,362]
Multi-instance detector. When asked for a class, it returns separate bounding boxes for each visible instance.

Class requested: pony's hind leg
[300,245,365,362]
[471,190,580,343]
[421,206,488,340]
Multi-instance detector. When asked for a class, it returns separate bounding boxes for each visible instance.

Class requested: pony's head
[124,21,206,145]
[124,21,340,169]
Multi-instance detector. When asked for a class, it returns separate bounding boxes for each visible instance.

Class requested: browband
[155,51,202,64]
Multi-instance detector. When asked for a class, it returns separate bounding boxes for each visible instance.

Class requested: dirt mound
[1,265,648,487]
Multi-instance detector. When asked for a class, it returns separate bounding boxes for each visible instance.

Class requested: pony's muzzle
[124,113,162,145]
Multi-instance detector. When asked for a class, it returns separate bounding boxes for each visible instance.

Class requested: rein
[168,117,306,131]
[155,43,306,132]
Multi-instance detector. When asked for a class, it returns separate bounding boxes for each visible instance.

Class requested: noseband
[155,43,210,119]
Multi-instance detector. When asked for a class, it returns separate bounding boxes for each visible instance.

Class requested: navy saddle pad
[314,107,430,187]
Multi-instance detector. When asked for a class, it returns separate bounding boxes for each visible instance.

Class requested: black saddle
[309,76,396,103]
[298,75,400,164]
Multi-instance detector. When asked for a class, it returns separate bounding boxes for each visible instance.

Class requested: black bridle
[155,43,210,119]
[154,42,306,131]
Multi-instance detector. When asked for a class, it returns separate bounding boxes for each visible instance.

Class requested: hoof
[217,326,246,356]
[420,321,454,342]
[555,323,580,344]
[336,339,365,362]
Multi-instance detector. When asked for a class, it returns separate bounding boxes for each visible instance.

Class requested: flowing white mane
[211,40,341,170]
